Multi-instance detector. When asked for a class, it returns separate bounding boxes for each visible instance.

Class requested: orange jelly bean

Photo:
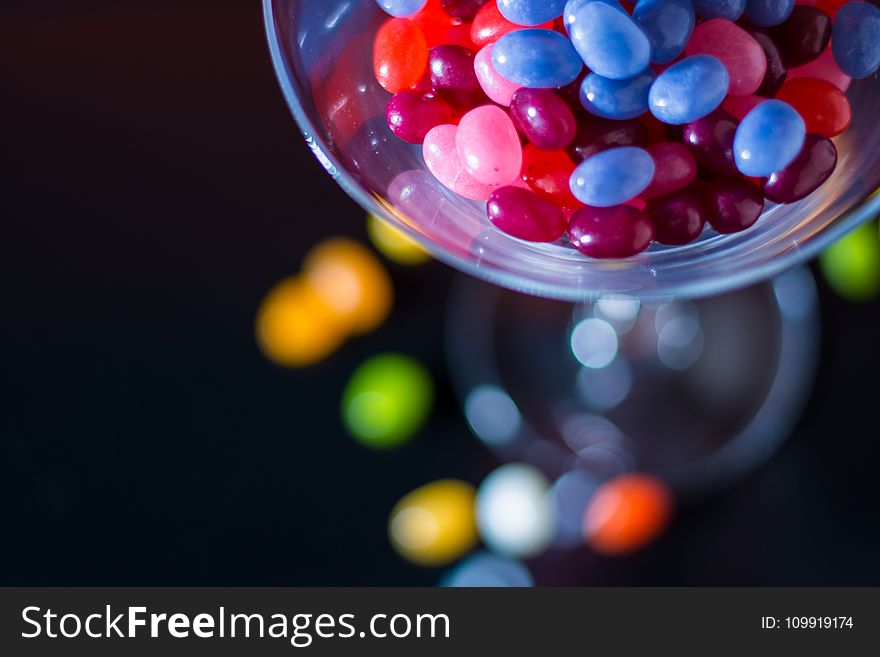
[775,77,852,138]
[521,145,582,215]
[374,18,429,93]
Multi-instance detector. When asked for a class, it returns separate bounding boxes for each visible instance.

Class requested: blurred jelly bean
[377,0,428,17]
[570,147,655,207]
[583,474,672,555]
[474,45,521,106]
[642,142,698,200]
[733,100,805,176]
[497,0,566,26]
[745,0,795,25]
[775,77,851,137]
[423,124,499,200]
[441,552,534,587]
[568,118,649,162]
[342,353,434,448]
[788,45,851,92]
[648,190,706,245]
[683,109,740,176]
[389,480,478,565]
[510,88,577,150]
[429,45,486,109]
[374,18,429,93]
[492,28,583,88]
[441,0,490,19]
[569,2,651,80]
[386,91,453,144]
[521,145,582,213]
[819,223,880,301]
[568,205,655,258]
[721,94,766,121]
[367,213,431,265]
[764,133,838,203]
[692,0,746,19]
[472,2,552,47]
[579,70,654,120]
[632,0,695,64]
[771,5,831,67]
[832,1,880,79]
[649,56,730,124]
[685,20,767,97]
[702,177,765,233]
[487,186,569,242]
[744,26,788,96]
[457,105,523,185]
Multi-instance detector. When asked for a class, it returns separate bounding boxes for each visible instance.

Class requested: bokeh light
[551,469,601,548]
[819,222,880,301]
[464,385,522,447]
[341,353,434,448]
[388,479,478,566]
[367,213,431,265]
[570,318,619,369]
[440,552,534,587]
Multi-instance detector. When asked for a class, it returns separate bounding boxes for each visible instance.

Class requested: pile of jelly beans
[374,0,880,258]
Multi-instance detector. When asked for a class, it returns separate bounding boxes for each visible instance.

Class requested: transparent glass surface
[264,0,880,301]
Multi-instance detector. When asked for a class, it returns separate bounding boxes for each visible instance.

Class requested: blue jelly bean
[832,2,880,79]
[745,0,794,26]
[569,147,656,207]
[375,0,427,17]
[580,70,655,119]
[733,100,806,177]
[564,0,626,34]
[648,56,729,125]
[498,0,567,26]
[692,0,745,20]
[633,0,695,64]
[568,2,652,80]
[492,29,584,88]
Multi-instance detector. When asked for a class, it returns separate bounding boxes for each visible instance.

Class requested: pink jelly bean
[721,94,766,121]
[788,44,851,92]
[474,44,521,106]
[641,143,698,200]
[456,105,523,186]
[423,124,498,200]
[685,19,767,97]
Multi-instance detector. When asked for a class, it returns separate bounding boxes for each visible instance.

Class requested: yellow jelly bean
[367,213,430,265]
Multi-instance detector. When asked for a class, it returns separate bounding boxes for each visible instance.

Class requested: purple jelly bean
[441,0,490,19]
[487,186,568,242]
[702,178,765,234]
[568,205,655,259]
[771,5,832,68]
[509,88,577,151]
[648,189,707,245]
[386,91,454,144]
[745,26,788,97]
[764,133,837,204]
[683,109,739,177]
[567,118,648,162]
[429,45,487,109]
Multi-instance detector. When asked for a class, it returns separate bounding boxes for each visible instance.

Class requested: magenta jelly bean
[486,186,568,242]
[702,177,765,234]
[641,143,698,200]
[771,5,832,68]
[441,0,490,20]
[683,109,739,176]
[567,118,648,162]
[387,91,454,144]
[685,19,767,97]
[429,45,487,109]
[648,190,707,245]
[568,205,655,259]
[509,88,577,151]
[764,133,838,204]
[474,44,521,106]
[423,124,498,200]
[456,105,523,186]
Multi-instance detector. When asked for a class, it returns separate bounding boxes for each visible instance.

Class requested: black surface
[1,0,879,585]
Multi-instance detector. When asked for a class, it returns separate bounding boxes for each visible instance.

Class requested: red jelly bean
[567,118,649,163]
[648,190,707,245]
[509,88,577,151]
[787,45,851,92]
[386,91,454,143]
[487,186,568,242]
[471,3,554,48]
[775,77,851,138]
[702,178,765,234]
[641,143,698,200]
[771,5,832,68]
[521,145,582,213]
[568,205,655,259]
[682,109,739,177]
[429,45,487,109]
[412,0,456,48]
[764,133,838,203]
[374,19,429,93]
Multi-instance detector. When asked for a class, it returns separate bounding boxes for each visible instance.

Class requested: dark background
[1,0,878,585]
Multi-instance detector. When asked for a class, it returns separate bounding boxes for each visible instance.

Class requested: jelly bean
[746,0,795,26]
[568,205,655,258]
[374,19,429,93]
[832,2,880,79]
[412,0,457,48]
[444,21,480,52]
[632,0,695,64]
[775,77,851,137]
[497,0,567,26]
[683,110,740,176]
[648,190,707,245]
[474,45,521,106]
[649,56,730,125]
[770,5,831,67]
[702,177,765,233]
[733,100,805,176]
[509,88,577,150]
[386,91,454,143]
[764,133,837,203]
[744,27,788,96]
[429,45,486,109]
[367,213,431,265]
[721,94,766,121]
[570,147,655,207]
[810,0,849,19]
[441,0,490,19]
[580,70,655,120]
[423,124,499,199]
[685,20,767,97]
[569,2,652,80]
[521,145,582,213]
[377,0,428,17]
[487,186,569,242]
[788,45,851,91]
[457,105,523,185]
[641,143,698,200]
[692,0,746,20]
[492,29,583,88]
[568,118,649,162]
[564,0,626,36]
[471,2,553,47]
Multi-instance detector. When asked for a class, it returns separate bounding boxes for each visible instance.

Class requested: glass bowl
[263,0,880,301]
